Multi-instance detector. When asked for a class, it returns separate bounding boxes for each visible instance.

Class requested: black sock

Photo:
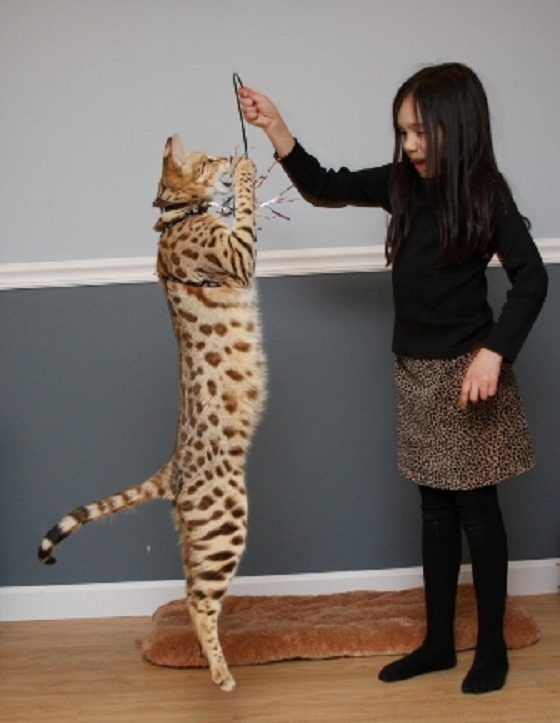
[378,641,457,682]
[462,645,509,694]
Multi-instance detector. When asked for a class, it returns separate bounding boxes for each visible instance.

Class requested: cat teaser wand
[209,74,297,224]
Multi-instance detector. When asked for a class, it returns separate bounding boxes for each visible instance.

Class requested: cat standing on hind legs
[39,134,266,692]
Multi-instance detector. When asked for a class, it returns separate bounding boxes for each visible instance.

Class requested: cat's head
[154,134,231,208]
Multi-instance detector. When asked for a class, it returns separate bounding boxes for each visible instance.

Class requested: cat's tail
[38,461,174,565]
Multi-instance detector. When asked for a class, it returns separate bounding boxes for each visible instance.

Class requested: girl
[239,63,547,694]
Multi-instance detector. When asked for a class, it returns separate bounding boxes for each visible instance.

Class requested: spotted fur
[38,135,266,691]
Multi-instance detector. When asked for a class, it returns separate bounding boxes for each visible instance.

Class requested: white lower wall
[1,559,557,622]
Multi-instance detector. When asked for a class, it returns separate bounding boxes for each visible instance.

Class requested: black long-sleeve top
[279,141,548,362]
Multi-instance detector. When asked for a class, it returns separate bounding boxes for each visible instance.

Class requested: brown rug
[142,585,540,668]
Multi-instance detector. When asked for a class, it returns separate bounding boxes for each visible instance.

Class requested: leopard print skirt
[395,352,536,490]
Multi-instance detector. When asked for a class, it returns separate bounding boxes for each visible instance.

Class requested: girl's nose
[403,133,417,153]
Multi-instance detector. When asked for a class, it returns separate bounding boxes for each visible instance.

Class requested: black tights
[379,484,509,693]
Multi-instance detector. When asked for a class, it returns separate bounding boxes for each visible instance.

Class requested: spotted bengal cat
[38,134,266,691]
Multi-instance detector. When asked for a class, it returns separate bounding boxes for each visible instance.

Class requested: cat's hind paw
[212,667,236,692]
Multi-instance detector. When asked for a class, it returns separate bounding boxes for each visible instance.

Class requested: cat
[38,134,266,691]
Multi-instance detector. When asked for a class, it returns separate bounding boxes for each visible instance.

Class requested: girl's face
[397,94,428,177]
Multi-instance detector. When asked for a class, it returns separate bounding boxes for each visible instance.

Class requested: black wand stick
[232,73,249,158]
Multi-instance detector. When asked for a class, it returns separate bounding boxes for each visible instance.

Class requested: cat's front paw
[233,156,256,176]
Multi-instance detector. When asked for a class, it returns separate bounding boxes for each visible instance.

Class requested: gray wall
[2,0,560,262]
[1,267,558,587]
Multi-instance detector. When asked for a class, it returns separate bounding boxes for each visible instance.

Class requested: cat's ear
[164,134,188,172]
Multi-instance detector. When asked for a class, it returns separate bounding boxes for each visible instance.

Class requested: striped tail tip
[38,523,67,565]
[38,541,57,565]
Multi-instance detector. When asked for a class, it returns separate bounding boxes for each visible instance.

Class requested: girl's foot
[378,642,457,682]
[462,648,509,694]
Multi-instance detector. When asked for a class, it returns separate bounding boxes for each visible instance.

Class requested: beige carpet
[142,584,540,668]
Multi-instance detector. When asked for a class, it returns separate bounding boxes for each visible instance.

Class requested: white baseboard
[0,239,558,290]
[1,559,557,622]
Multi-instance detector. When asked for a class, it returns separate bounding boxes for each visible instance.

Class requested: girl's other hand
[459,348,503,409]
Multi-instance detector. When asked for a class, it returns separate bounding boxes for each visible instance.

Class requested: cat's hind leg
[187,594,234,691]
[179,500,247,692]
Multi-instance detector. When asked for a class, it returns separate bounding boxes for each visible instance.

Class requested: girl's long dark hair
[386,62,516,265]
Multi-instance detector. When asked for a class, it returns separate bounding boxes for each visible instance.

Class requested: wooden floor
[1,594,558,723]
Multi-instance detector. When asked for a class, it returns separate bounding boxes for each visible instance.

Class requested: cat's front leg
[227,157,257,284]
[232,156,257,232]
